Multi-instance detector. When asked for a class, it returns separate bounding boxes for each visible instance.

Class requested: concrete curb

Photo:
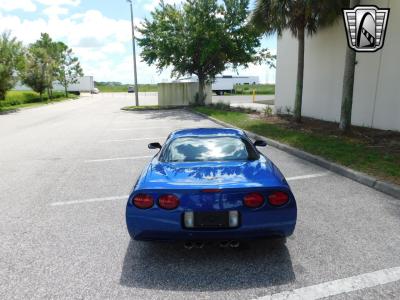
[121,105,185,111]
[187,108,400,200]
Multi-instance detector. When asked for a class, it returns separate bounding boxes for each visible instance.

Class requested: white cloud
[42,6,69,17]
[75,36,105,48]
[0,15,48,44]
[62,10,133,46]
[36,0,80,7]
[74,48,107,62]
[224,48,277,84]
[102,43,126,54]
[0,9,135,45]
[36,0,80,17]
[144,0,182,12]
[0,0,36,12]
[84,55,173,84]
[228,62,276,84]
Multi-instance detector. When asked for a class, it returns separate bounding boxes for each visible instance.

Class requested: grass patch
[97,84,158,93]
[192,106,400,185]
[234,84,275,95]
[97,83,273,95]
[0,90,77,112]
[121,105,183,111]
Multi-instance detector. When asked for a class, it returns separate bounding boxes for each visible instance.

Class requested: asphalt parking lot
[1,94,399,299]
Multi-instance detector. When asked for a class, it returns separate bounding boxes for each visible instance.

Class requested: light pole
[127,0,139,106]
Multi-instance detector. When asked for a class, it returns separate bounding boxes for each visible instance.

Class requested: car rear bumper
[126,209,296,241]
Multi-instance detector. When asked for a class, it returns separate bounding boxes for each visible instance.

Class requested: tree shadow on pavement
[120,239,295,291]
[121,109,207,123]
[0,109,19,115]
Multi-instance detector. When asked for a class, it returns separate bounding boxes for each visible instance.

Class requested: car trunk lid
[144,158,283,189]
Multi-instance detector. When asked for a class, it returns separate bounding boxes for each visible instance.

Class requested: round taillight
[244,192,264,208]
[133,194,154,209]
[268,191,289,206]
[158,194,180,210]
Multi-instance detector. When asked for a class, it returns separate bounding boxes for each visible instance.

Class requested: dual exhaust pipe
[218,240,240,248]
[183,240,240,249]
[183,241,204,250]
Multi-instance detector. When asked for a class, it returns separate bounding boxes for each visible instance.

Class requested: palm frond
[250,0,347,37]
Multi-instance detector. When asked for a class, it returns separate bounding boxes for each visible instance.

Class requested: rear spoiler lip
[130,186,293,198]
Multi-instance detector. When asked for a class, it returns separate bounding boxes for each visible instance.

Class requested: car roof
[169,128,245,139]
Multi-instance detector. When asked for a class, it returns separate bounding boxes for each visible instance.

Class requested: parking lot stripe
[50,195,128,206]
[286,173,329,181]
[99,137,166,143]
[110,127,171,131]
[255,266,400,300]
[113,121,161,125]
[84,155,153,163]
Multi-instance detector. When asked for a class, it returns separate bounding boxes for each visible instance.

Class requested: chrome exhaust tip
[194,241,204,249]
[229,240,240,248]
[184,241,194,250]
[219,240,229,248]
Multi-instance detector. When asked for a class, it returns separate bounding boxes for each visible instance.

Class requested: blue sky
[0,0,276,84]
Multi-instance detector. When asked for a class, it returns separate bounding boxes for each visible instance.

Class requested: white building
[275,0,399,131]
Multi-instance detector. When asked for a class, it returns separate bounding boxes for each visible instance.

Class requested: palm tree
[251,0,347,122]
[339,0,360,132]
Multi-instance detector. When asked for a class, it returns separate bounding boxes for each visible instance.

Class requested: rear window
[161,136,259,162]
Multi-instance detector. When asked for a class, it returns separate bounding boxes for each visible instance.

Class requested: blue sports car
[126,128,297,247]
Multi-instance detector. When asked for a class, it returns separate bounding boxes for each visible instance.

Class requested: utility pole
[127,0,139,106]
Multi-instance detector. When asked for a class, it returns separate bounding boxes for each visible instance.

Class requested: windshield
[161,136,259,162]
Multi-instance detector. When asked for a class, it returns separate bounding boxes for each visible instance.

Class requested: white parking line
[255,266,400,300]
[50,195,128,206]
[286,172,329,181]
[110,127,170,131]
[113,121,159,125]
[85,155,153,163]
[99,137,165,143]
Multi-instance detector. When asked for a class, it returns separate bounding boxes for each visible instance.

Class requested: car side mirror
[148,142,162,150]
[254,140,267,147]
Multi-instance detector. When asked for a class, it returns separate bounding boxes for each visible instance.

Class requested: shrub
[263,105,273,117]
[214,101,230,110]
[0,90,74,108]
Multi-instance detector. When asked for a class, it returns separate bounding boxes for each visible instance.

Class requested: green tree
[0,32,25,100]
[251,0,346,122]
[22,46,51,101]
[139,0,273,104]
[339,0,360,132]
[31,33,60,99]
[56,43,84,97]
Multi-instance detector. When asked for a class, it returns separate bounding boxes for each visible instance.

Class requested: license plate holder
[193,211,230,228]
